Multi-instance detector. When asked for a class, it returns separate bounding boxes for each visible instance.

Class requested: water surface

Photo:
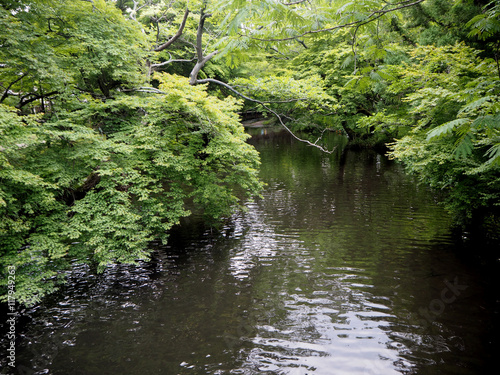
[2,128,498,375]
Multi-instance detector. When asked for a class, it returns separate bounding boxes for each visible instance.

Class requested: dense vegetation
[1,0,499,304]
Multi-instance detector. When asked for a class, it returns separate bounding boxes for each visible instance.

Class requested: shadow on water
[1,127,499,375]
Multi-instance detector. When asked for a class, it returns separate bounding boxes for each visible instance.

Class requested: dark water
[2,128,499,374]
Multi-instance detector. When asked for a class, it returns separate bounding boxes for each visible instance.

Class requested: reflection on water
[1,128,497,375]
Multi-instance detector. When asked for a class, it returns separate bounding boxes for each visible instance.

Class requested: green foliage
[140,0,500,227]
[466,0,500,41]
[286,36,410,141]
[2,0,500,304]
[0,1,262,305]
[231,73,337,128]
[383,44,500,223]
[210,0,413,66]
[396,0,483,46]
[0,74,262,304]
[0,0,147,107]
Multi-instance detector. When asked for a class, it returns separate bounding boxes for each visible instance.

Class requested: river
[2,127,498,374]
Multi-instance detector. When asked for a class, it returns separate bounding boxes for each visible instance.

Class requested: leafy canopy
[0,0,262,305]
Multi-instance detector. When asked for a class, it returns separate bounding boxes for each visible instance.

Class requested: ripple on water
[4,136,496,375]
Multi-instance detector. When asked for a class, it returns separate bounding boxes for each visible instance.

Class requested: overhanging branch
[193,78,336,153]
[0,74,25,103]
[17,91,59,108]
[124,80,335,153]
[154,8,190,52]
[282,0,309,5]
[196,79,308,104]
[245,0,426,42]
[150,54,195,69]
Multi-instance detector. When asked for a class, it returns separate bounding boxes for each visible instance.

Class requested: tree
[0,0,262,305]
[2,0,498,305]
[370,44,500,224]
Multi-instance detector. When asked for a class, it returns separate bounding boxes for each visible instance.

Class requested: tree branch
[296,39,308,49]
[154,8,190,52]
[0,74,25,103]
[80,0,98,12]
[17,91,59,108]
[193,78,336,153]
[245,0,426,42]
[196,10,208,61]
[150,56,196,69]
[129,0,152,21]
[120,87,168,94]
[123,80,334,153]
[282,0,309,5]
[269,47,290,59]
[189,8,219,85]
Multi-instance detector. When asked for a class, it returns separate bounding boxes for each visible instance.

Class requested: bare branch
[193,78,336,153]
[296,39,308,49]
[269,47,290,59]
[121,87,167,94]
[189,50,218,85]
[0,74,25,103]
[150,57,196,69]
[189,8,219,85]
[154,8,190,52]
[127,81,305,104]
[17,91,58,108]
[129,0,152,21]
[281,0,309,5]
[196,78,307,104]
[196,10,209,61]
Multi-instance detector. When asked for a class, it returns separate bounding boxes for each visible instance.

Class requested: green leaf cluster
[382,44,500,223]
[0,1,262,305]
